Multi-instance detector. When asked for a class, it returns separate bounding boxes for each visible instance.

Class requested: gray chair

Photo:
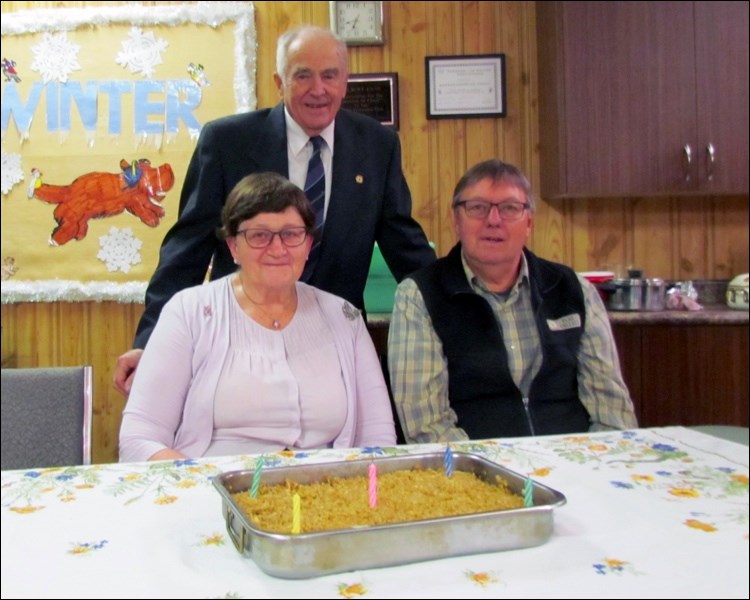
[1,366,93,470]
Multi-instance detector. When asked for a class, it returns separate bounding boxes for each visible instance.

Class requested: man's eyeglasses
[236,227,309,248]
[454,199,530,221]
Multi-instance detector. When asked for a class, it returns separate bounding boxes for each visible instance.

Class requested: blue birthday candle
[444,444,454,478]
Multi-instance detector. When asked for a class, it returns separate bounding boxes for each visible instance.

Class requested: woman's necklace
[238,276,295,330]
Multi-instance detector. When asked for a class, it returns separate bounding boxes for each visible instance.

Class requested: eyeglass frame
[235,226,310,249]
[452,198,531,221]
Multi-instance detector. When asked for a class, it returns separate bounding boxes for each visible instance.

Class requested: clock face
[330,1,384,45]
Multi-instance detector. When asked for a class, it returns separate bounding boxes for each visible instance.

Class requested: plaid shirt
[387,253,637,443]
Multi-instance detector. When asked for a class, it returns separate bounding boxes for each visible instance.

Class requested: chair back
[1,366,93,470]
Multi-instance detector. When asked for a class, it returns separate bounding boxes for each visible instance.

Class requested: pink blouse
[209,288,347,455]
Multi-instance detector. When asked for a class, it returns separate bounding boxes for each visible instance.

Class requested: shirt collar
[284,107,335,157]
[460,250,530,295]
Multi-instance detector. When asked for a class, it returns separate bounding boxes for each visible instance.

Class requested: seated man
[387,159,637,442]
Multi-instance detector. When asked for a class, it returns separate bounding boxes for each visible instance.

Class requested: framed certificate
[425,54,506,119]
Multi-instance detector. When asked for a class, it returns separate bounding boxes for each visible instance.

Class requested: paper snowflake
[116,27,168,78]
[29,32,81,83]
[97,227,143,273]
[1,150,24,195]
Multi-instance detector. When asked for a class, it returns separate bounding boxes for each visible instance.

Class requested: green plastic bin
[363,243,397,314]
[363,242,434,314]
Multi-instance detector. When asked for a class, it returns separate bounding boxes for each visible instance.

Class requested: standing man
[114,25,434,394]
[388,159,637,442]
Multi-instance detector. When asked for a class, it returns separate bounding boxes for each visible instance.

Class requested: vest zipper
[522,396,536,435]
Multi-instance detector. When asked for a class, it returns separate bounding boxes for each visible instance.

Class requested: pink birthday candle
[368,462,378,508]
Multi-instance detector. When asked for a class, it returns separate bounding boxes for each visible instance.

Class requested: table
[2,427,747,599]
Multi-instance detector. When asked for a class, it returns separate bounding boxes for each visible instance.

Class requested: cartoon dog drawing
[28,159,175,246]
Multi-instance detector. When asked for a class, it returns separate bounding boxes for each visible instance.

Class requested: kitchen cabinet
[612,322,749,427]
[537,1,749,198]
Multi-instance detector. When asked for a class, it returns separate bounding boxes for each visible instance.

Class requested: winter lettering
[1,79,203,136]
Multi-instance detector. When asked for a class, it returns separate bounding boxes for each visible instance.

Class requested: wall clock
[329,1,384,46]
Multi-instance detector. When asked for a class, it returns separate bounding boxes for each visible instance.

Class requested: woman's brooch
[342,302,360,321]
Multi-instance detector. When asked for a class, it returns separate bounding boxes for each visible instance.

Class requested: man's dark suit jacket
[134,103,435,348]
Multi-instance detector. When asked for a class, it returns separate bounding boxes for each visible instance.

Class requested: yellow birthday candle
[292,493,301,534]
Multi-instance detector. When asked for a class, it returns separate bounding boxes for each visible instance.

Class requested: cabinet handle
[683,144,692,182]
[705,143,715,181]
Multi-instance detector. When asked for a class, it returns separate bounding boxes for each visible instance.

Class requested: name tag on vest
[546,313,581,331]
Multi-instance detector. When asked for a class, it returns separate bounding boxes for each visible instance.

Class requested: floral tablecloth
[1,427,748,599]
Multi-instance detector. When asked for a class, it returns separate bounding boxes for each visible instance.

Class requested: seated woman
[119,172,396,461]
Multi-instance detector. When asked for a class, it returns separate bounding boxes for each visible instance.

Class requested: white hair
[276,25,348,80]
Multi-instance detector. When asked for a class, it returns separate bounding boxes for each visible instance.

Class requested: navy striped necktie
[301,136,325,282]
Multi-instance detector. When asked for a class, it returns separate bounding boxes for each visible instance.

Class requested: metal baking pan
[213,452,566,579]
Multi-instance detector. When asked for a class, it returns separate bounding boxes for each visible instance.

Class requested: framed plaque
[342,72,399,129]
[425,54,506,119]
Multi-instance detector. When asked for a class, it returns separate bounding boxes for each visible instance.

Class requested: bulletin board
[0,2,256,303]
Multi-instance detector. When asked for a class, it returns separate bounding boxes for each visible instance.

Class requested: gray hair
[452,159,535,211]
[219,172,315,240]
[276,25,348,80]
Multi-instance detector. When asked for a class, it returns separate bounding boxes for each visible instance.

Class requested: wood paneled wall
[2,1,748,464]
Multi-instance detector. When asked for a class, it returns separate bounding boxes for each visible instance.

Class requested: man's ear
[273,72,283,96]
[450,207,460,238]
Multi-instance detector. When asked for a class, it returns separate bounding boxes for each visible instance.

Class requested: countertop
[607,304,748,325]
[366,305,748,327]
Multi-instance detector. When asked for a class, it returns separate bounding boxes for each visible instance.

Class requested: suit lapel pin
[355,175,364,184]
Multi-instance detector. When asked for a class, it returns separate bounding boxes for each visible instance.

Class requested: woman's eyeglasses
[236,227,308,248]
[454,199,530,221]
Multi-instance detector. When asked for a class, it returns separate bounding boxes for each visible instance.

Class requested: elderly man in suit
[114,25,434,394]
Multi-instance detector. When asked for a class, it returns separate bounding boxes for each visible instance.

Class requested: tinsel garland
[1,1,257,113]
[1,280,147,304]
